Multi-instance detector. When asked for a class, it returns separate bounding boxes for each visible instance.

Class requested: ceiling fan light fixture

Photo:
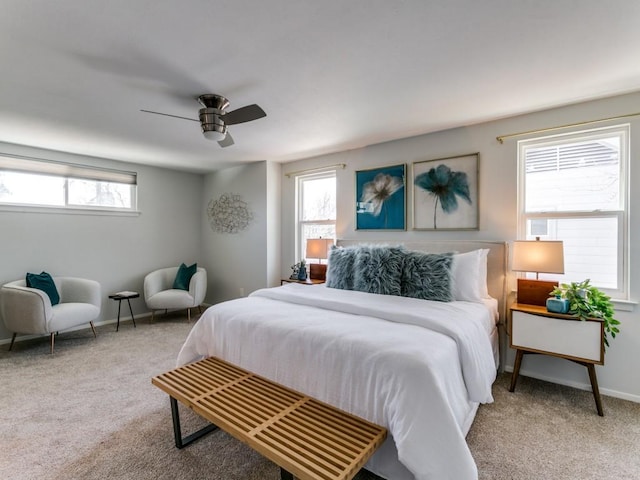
[203,129,226,141]
[199,107,227,141]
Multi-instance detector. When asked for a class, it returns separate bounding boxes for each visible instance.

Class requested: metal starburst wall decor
[207,193,254,234]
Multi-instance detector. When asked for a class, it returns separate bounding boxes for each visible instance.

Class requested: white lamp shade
[512,240,564,274]
[306,238,333,260]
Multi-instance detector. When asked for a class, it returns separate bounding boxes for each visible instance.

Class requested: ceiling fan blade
[221,104,266,125]
[218,132,235,148]
[140,110,199,122]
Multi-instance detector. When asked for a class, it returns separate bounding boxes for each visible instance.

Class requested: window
[296,170,336,262]
[518,125,628,298]
[0,154,137,212]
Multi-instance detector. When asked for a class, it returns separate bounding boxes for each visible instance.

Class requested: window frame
[517,124,629,299]
[0,154,138,215]
[295,170,337,262]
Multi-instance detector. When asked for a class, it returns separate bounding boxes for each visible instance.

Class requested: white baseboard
[0,305,210,347]
[504,366,640,404]
[0,312,153,346]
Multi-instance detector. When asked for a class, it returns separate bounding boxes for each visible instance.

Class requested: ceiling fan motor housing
[198,94,229,139]
[199,108,227,137]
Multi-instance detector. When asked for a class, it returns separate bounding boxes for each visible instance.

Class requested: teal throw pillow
[401,251,454,302]
[326,246,358,290]
[26,271,60,305]
[173,263,197,290]
[353,245,405,296]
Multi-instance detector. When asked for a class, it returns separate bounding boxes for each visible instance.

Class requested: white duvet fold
[251,284,496,403]
[176,283,498,480]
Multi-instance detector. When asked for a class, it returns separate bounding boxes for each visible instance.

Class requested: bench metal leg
[170,397,219,449]
[280,468,294,480]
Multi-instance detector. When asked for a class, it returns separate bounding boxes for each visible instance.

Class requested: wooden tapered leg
[509,349,524,392]
[187,308,191,322]
[150,310,155,323]
[9,333,17,351]
[50,333,55,354]
[586,363,604,416]
[90,321,97,338]
[197,305,202,314]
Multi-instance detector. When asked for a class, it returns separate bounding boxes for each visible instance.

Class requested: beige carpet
[1,313,639,480]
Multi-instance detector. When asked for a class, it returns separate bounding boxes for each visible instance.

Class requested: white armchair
[143,267,207,322]
[0,277,101,353]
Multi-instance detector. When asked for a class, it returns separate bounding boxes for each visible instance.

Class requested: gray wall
[201,161,281,305]
[0,143,204,339]
[281,91,640,403]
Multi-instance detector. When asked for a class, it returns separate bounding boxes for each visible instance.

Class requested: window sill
[0,204,140,217]
[611,298,637,312]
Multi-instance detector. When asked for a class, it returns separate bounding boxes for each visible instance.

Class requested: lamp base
[309,263,327,281]
[517,279,558,306]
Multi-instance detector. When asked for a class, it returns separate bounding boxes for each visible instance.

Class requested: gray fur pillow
[353,245,405,296]
[401,251,454,301]
[326,246,358,290]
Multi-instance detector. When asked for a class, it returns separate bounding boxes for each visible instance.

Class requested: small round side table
[108,291,140,331]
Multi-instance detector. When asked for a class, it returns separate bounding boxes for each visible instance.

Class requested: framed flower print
[355,164,406,230]
[412,153,479,230]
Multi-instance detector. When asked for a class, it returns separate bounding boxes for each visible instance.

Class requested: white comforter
[177,284,497,480]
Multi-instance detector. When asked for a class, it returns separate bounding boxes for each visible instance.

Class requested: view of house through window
[297,170,336,263]
[518,125,628,297]
[0,155,137,211]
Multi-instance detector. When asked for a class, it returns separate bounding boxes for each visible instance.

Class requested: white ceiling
[2,1,640,173]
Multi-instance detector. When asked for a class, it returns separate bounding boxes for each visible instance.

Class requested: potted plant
[551,279,621,349]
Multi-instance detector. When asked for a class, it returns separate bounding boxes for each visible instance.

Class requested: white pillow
[451,249,490,302]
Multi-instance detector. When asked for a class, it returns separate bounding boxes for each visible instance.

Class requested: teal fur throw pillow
[326,246,357,290]
[401,251,454,302]
[26,271,60,305]
[353,245,405,296]
[173,263,197,290]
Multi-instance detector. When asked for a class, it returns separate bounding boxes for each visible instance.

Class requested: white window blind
[0,155,136,184]
[0,154,137,211]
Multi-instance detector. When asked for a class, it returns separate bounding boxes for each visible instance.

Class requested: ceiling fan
[141,94,266,147]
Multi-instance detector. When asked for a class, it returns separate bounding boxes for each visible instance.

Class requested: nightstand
[508,303,605,416]
[281,278,325,286]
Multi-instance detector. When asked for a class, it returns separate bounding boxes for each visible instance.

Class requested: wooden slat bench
[152,356,387,480]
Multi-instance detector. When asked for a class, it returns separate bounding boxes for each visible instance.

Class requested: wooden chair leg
[9,333,17,351]
[187,308,191,322]
[150,310,155,323]
[197,305,202,314]
[89,321,97,338]
[50,333,55,354]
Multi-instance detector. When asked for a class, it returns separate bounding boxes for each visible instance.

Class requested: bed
[176,241,508,480]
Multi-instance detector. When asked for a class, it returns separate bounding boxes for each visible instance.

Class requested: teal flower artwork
[356,164,406,230]
[414,163,472,229]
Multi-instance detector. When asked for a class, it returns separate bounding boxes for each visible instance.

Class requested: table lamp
[306,238,333,280]
[512,238,564,306]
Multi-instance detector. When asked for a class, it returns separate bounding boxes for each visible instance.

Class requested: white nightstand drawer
[511,310,604,364]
